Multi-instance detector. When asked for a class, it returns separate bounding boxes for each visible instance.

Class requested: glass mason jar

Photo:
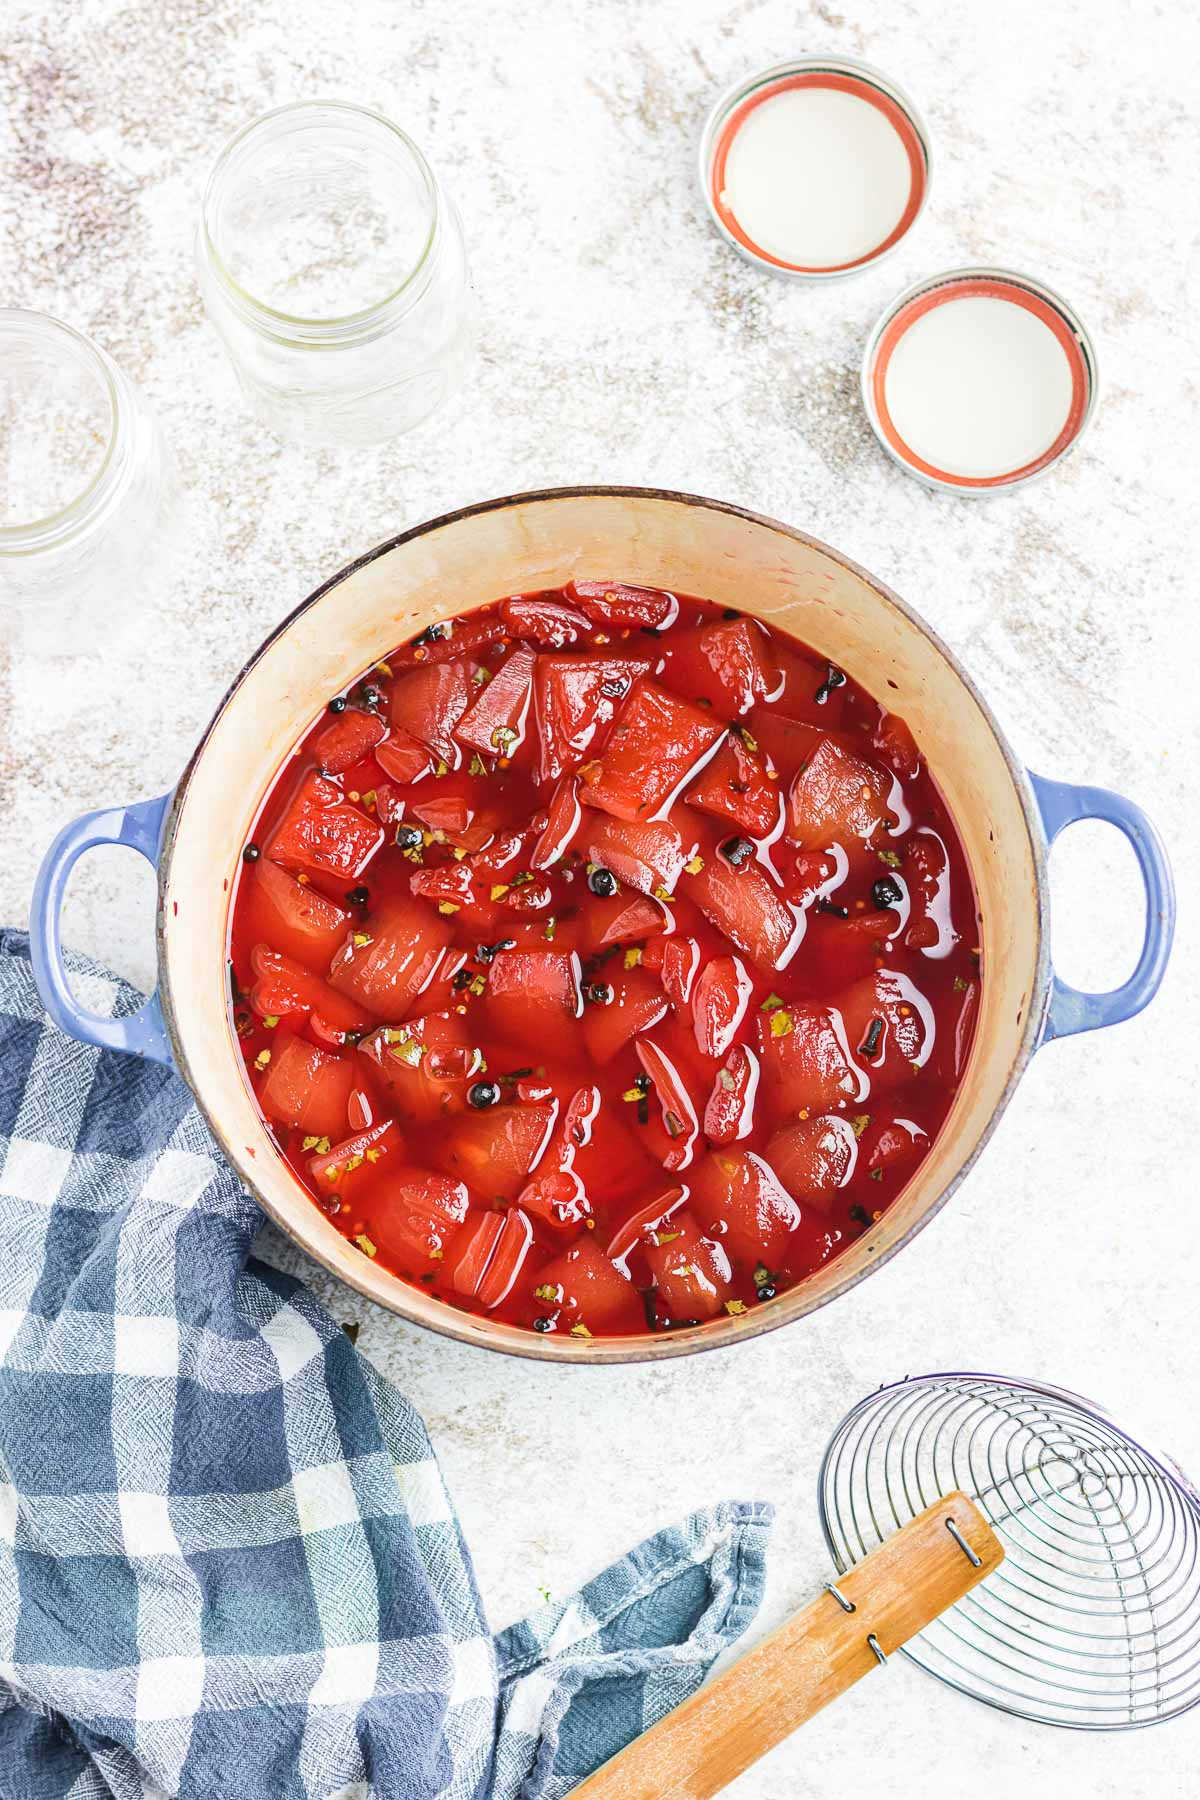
[0,309,178,650]
[196,101,475,448]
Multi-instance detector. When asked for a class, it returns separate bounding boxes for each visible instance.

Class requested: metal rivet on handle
[945,1517,983,1568]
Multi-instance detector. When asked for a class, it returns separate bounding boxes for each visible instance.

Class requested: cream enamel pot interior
[31,489,1176,1362]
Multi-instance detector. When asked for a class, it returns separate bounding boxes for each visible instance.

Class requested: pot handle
[29,792,175,1067]
[1029,771,1175,1043]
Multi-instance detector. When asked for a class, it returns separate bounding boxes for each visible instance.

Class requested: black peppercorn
[814,665,847,706]
[586,981,614,1006]
[755,1284,777,1302]
[533,1316,553,1332]
[395,825,423,850]
[588,866,618,897]
[872,875,903,910]
[719,837,755,869]
[477,937,516,963]
[452,968,475,991]
[345,885,369,907]
[361,684,382,709]
[467,1080,502,1109]
[242,843,260,862]
[327,695,347,714]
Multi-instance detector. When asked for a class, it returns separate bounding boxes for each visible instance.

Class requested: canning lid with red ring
[861,268,1099,494]
[699,56,931,280]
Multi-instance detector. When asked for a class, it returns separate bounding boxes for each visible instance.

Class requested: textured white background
[3,1,1198,1795]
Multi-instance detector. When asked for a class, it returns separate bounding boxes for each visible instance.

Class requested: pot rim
[156,485,1051,1363]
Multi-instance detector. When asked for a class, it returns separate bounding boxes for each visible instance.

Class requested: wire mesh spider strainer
[573,1371,1200,1799]
[819,1371,1200,1730]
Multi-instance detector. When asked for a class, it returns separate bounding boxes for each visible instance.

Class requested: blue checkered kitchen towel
[0,932,771,1799]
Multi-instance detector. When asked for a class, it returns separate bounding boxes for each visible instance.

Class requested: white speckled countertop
[3,1,1198,1793]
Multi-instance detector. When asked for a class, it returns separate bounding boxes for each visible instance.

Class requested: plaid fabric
[0,932,771,1799]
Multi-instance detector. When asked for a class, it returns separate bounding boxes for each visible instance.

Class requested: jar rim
[0,309,124,555]
[200,100,441,341]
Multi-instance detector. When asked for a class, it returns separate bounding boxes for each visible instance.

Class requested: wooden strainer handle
[571,1491,1004,1800]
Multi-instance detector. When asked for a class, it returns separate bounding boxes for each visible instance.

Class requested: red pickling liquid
[227,584,981,1338]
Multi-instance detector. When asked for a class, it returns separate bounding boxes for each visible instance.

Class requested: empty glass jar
[196,100,475,447]
[0,309,177,648]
